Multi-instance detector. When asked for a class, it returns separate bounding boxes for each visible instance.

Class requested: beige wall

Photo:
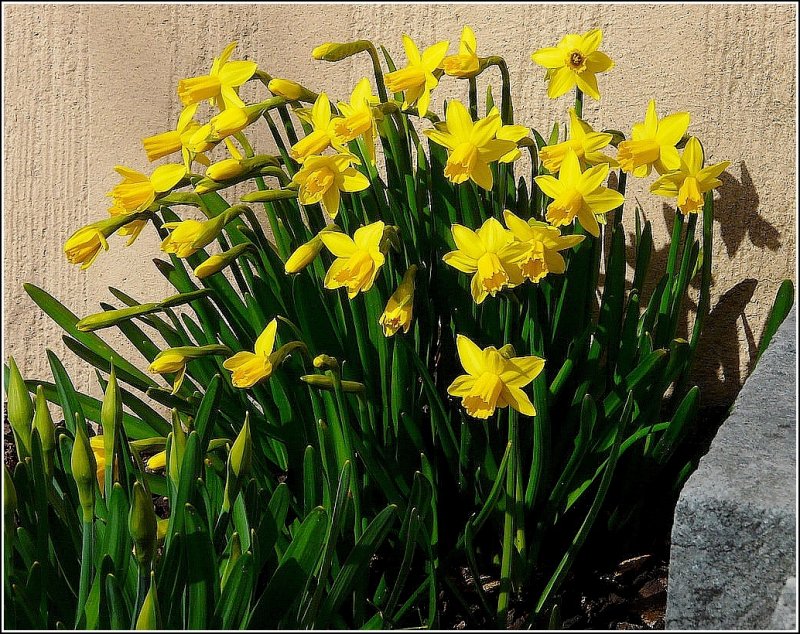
[3,3,797,406]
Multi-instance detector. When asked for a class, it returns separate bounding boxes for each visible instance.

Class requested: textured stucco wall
[3,3,797,405]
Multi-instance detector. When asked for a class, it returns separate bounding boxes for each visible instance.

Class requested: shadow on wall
[615,161,782,406]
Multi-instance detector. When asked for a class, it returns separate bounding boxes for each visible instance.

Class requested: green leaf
[185,503,219,629]
[756,279,794,363]
[248,506,328,628]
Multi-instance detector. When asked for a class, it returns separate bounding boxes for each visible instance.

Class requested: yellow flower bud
[33,386,56,475]
[129,481,158,567]
[312,354,339,371]
[285,236,324,274]
[229,415,252,480]
[193,243,251,279]
[312,40,373,62]
[206,158,247,182]
[380,265,418,337]
[64,226,109,270]
[6,356,33,460]
[71,422,97,521]
[135,572,161,629]
[223,414,252,512]
[268,78,317,102]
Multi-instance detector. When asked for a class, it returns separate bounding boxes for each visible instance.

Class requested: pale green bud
[101,366,122,496]
[300,375,366,394]
[6,356,33,460]
[312,40,374,62]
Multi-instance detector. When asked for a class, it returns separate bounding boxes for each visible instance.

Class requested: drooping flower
[384,34,450,117]
[539,108,617,173]
[177,41,257,112]
[292,153,370,219]
[380,265,418,336]
[442,218,529,304]
[531,29,614,100]
[650,137,729,214]
[617,100,690,178]
[423,100,516,190]
[503,210,585,283]
[290,93,347,162]
[333,78,381,163]
[223,318,279,388]
[534,149,624,237]
[319,221,386,298]
[447,334,544,419]
[64,225,109,270]
[442,26,480,78]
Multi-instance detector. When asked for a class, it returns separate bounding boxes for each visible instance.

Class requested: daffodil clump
[6,29,753,631]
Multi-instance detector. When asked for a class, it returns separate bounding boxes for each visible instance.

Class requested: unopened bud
[312,354,339,372]
[301,375,366,394]
[6,357,33,460]
[194,243,251,279]
[222,414,252,512]
[71,419,97,521]
[312,40,374,62]
[129,481,158,568]
[101,366,122,495]
[268,78,318,102]
[33,386,56,475]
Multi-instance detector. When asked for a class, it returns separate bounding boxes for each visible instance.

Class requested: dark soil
[4,415,18,472]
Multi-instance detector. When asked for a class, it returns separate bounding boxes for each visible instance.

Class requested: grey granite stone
[666,305,796,630]
[769,577,796,630]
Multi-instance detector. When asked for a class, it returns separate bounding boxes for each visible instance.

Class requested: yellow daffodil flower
[423,100,516,190]
[107,164,187,214]
[223,318,279,388]
[178,41,257,113]
[617,100,690,178]
[650,137,729,214]
[384,34,450,117]
[380,265,418,336]
[534,149,624,237]
[531,29,614,100]
[319,221,386,298]
[292,153,370,219]
[90,436,107,491]
[496,119,531,163]
[447,334,544,419]
[333,78,381,163]
[64,225,109,269]
[290,93,346,162]
[442,26,480,78]
[503,210,585,283]
[142,106,210,168]
[540,108,617,173]
[442,218,529,304]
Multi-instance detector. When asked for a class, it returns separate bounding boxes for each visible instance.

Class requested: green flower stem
[131,566,149,630]
[468,77,478,119]
[497,413,517,627]
[366,44,389,103]
[485,57,513,124]
[75,518,94,628]
[575,87,584,119]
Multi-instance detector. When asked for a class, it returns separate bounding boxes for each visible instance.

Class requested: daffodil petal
[319,232,358,258]
[656,112,691,146]
[254,318,278,356]
[456,334,484,376]
[547,66,576,99]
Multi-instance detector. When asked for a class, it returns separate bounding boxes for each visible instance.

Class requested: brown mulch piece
[558,553,668,630]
